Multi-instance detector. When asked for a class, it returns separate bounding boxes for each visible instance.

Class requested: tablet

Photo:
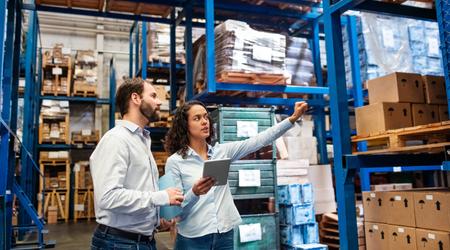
[202,158,232,186]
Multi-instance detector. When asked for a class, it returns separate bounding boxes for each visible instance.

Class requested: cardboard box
[423,75,447,105]
[439,105,449,121]
[47,206,58,224]
[414,191,450,232]
[362,191,386,223]
[385,191,416,227]
[365,222,390,250]
[387,225,417,250]
[356,102,412,136]
[368,72,425,104]
[412,104,440,126]
[415,229,450,250]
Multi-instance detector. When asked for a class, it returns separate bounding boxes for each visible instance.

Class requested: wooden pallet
[36,0,104,10]
[74,189,95,222]
[39,114,70,144]
[72,131,100,145]
[352,121,450,155]
[38,189,69,223]
[72,83,97,97]
[41,90,70,97]
[106,0,172,16]
[216,71,288,85]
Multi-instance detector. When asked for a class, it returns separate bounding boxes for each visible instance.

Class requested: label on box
[74,163,80,172]
[158,34,170,44]
[50,130,60,138]
[398,228,405,233]
[427,37,439,56]
[37,193,43,201]
[373,225,379,230]
[19,79,25,87]
[61,195,65,201]
[236,121,258,137]
[252,45,272,63]
[393,167,402,172]
[428,233,436,240]
[238,170,261,187]
[239,223,262,243]
[85,77,96,83]
[426,195,433,200]
[395,195,402,201]
[382,28,395,49]
[52,67,62,75]
[82,129,92,136]
[58,151,68,159]
[75,204,85,211]
[62,47,71,55]
[59,101,69,108]
[370,193,376,198]
[48,152,59,159]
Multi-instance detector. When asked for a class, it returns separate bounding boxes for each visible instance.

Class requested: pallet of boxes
[73,161,95,222]
[73,50,97,97]
[363,188,450,250]
[39,100,70,145]
[275,119,336,250]
[38,150,70,224]
[353,72,449,154]
[42,44,71,96]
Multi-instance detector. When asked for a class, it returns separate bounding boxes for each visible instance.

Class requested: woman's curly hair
[165,100,214,159]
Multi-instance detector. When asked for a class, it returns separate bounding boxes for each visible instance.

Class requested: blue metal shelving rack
[322,1,450,249]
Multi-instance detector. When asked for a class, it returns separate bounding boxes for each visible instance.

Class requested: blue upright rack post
[142,22,148,80]
[110,58,116,129]
[170,9,177,111]
[185,1,193,101]
[436,0,450,112]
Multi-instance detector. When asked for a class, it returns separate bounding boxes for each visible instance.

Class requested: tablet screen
[202,158,232,186]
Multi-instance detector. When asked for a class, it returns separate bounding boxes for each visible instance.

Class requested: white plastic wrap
[285,37,314,85]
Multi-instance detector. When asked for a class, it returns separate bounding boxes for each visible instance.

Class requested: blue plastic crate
[302,223,319,244]
[283,204,315,225]
[277,184,301,205]
[280,225,304,246]
[301,183,314,204]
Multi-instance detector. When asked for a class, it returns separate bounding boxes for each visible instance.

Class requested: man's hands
[159,218,175,231]
[165,187,184,206]
[192,177,215,196]
[288,101,309,124]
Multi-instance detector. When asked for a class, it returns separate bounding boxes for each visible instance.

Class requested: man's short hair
[115,78,147,116]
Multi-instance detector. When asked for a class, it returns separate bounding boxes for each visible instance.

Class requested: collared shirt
[165,119,294,238]
[90,120,169,236]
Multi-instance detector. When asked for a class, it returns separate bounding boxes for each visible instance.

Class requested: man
[90,78,197,249]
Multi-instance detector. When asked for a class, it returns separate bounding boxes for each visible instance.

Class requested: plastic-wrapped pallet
[214,20,286,75]
[285,37,314,86]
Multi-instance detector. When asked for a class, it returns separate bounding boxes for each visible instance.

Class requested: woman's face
[187,104,210,141]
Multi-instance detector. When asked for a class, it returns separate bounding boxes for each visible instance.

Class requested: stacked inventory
[39,100,70,144]
[211,107,278,249]
[363,189,450,250]
[278,183,328,250]
[38,151,70,223]
[354,72,449,154]
[73,50,98,97]
[42,44,72,96]
[284,37,314,86]
[73,161,95,221]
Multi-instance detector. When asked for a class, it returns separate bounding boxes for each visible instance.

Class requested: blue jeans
[91,227,156,250]
[174,230,234,250]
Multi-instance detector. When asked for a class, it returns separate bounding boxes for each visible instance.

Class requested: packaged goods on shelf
[75,50,96,65]
[285,37,314,86]
[40,100,69,116]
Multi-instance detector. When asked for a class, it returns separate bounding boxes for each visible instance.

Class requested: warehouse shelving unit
[322,1,450,249]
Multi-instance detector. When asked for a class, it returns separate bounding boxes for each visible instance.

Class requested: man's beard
[139,101,160,123]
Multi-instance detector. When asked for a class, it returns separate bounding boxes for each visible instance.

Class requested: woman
[164,100,308,250]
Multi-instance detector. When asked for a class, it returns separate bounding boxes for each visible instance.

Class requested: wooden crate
[73,189,95,222]
[71,130,100,145]
[233,213,278,250]
[106,0,172,16]
[39,114,70,144]
[36,0,104,10]
[74,161,93,190]
[41,60,72,97]
[229,160,276,200]
[72,81,97,97]
[351,121,450,155]
[217,71,288,85]
[37,189,69,223]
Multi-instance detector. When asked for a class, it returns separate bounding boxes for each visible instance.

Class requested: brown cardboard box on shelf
[385,191,416,227]
[387,224,417,250]
[365,222,390,250]
[439,105,449,121]
[362,191,387,223]
[47,206,58,224]
[368,72,425,104]
[415,229,450,250]
[411,104,440,126]
[423,75,447,105]
[355,102,412,136]
[414,190,450,232]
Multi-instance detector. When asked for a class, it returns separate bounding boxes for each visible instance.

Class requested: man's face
[139,83,162,123]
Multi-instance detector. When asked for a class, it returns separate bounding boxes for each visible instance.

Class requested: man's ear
[130,93,141,105]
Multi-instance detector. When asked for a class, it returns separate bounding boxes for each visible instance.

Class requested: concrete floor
[44,221,174,250]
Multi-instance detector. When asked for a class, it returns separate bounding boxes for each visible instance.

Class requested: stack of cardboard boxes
[73,50,98,96]
[356,72,448,137]
[363,189,450,250]
[42,44,72,96]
